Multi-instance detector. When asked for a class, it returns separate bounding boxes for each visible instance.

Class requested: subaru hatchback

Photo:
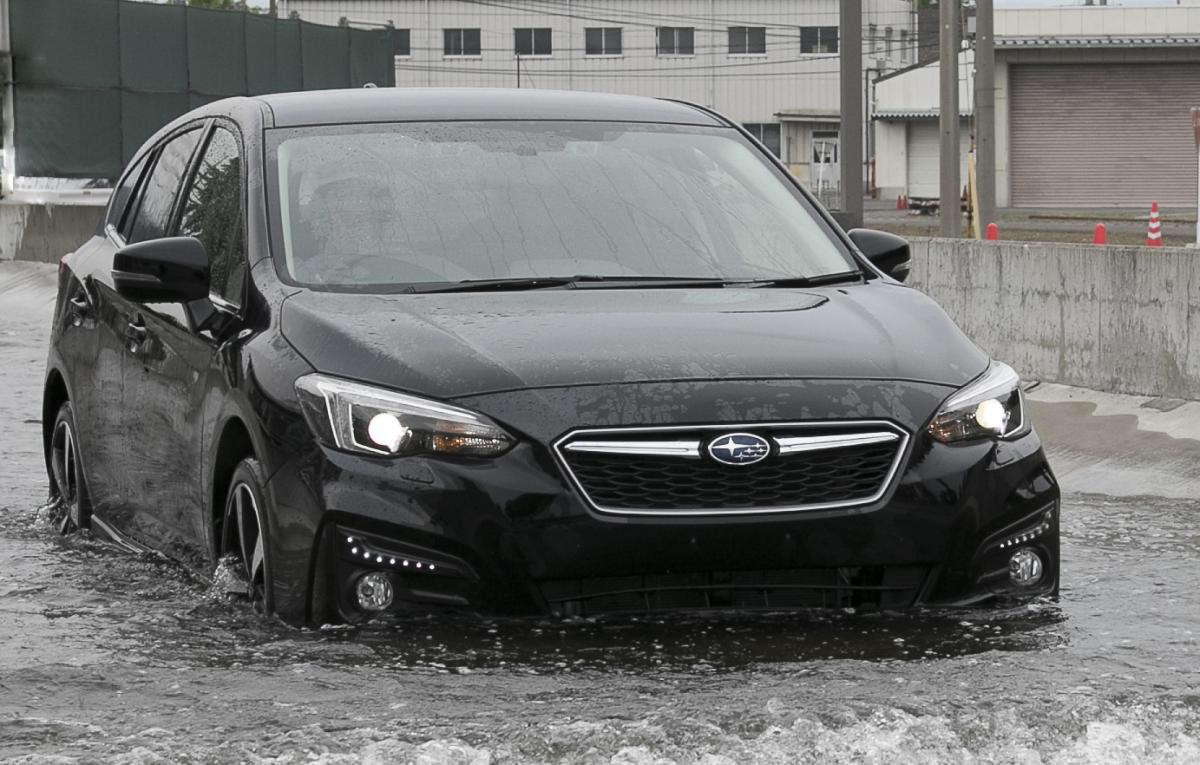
[43,89,1058,624]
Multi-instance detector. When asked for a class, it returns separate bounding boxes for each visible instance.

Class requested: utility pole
[939,0,961,237]
[976,0,996,234]
[839,0,863,228]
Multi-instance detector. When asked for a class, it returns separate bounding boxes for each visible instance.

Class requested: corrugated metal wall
[1010,63,1200,207]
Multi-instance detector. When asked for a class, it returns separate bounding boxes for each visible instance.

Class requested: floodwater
[3,263,1200,763]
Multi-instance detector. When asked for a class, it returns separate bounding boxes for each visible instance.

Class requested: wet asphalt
[2,262,1200,763]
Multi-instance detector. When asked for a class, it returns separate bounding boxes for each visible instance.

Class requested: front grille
[555,422,907,516]
[538,566,929,617]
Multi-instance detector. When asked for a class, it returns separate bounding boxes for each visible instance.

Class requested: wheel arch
[209,415,256,561]
[42,369,70,481]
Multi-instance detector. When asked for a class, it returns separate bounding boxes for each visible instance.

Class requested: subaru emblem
[706,433,771,466]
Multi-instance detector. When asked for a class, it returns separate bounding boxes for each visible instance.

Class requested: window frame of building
[656,26,695,56]
[514,27,552,57]
[899,29,909,64]
[743,123,782,159]
[584,27,622,56]
[800,26,839,55]
[393,28,411,58]
[443,28,482,57]
[812,130,840,165]
[727,26,766,56]
[868,23,878,54]
[884,27,894,60]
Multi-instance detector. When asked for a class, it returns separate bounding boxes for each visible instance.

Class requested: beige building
[874,4,1200,208]
[277,0,916,196]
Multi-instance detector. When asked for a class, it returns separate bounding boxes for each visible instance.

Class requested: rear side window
[127,127,203,244]
[178,127,246,306]
[107,152,150,235]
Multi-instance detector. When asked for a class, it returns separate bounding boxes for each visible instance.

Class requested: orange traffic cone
[1147,202,1163,247]
[985,223,999,241]
[896,195,908,210]
[1093,223,1107,245]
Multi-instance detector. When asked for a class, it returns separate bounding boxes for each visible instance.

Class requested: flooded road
[3,262,1200,763]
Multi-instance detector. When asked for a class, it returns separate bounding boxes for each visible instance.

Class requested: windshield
[267,121,857,290]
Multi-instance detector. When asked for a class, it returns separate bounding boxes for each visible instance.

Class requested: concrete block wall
[908,238,1200,400]
[0,203,102,264]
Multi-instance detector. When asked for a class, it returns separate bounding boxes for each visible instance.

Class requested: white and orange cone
[1147,201,1163,247]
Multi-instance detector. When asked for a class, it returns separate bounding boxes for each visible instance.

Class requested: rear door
[59,152,153,522]
[121,122,249,568]
[106,124,206,551]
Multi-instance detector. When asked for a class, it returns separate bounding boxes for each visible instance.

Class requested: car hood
[279,284,987,399]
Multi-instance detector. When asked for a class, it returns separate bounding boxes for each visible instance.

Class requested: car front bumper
[260,379,1060,624]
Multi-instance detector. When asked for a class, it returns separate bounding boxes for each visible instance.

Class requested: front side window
[585,27,622,56]
[178,127,246,307]
[657,27,694,55]
[728,26,766,55]
[743,123,782,158]
[801,26,838,55]
[127,127,204,244]
[515,28,552,56]
[269,122,854,290]
[108,152,151,238]
[444,28,481,56]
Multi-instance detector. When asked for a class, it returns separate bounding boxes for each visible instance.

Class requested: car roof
[254,88,727,128]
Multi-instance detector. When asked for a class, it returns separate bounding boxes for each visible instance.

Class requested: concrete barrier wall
[908,238,1200,400]
[0,203,102,263]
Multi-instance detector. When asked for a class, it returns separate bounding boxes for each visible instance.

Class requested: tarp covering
[10,0,397,179]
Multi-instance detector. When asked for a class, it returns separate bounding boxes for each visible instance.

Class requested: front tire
[219,458,273,614]
[48,401,91,534]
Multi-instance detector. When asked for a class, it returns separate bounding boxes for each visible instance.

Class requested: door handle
[69,296,89,311]
[126,317,148,353]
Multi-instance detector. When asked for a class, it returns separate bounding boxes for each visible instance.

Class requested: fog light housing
[355,571,394,611]
[1008,548,1044,587]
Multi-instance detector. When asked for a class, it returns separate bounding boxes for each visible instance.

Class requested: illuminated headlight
[928,361,1029,444]
[295,373,515,457]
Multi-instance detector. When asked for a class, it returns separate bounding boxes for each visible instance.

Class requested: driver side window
[178,127,246,308]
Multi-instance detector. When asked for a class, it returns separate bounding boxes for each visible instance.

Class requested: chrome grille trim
[562,439,702,458]
[552,420,911,517]
[773,431,901,455]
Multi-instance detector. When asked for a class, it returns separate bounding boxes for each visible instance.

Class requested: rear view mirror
[113,237,210,303]
[847,229,911,283]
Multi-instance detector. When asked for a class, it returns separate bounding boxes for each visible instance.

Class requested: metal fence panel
[9,0,396,180]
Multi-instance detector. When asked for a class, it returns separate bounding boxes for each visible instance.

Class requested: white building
[875,4,1200,208]
[276,0,915,194]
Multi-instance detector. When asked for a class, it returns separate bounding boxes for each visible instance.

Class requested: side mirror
[847,229,911,283]
[113,237,210,303]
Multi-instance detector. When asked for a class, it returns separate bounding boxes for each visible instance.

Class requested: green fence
[9,0,397,180]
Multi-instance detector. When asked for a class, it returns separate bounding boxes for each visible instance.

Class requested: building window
[884,27,894,59]
[801,26,838,55]
[657,27,694,55]
[869,23,878,54]
[744,123,782,158]
[728,26,766,55]
[812,131,840,164]
[515,28,552,56]
[393,28,411,57]
[900,29,909,64]
[444,28,481,56]
[585,27,622,56]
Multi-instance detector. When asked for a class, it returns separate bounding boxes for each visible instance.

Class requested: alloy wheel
[222,481,266,609]
[49,419,81,534]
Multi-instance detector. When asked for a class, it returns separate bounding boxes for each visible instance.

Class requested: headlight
[294,373,515,457]
[927,361,1029,444]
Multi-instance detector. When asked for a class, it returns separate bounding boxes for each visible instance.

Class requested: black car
[43,89,1059,624]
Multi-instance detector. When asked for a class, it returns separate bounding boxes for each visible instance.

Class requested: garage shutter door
[1010,63,1200,207]
[906,120,972,199]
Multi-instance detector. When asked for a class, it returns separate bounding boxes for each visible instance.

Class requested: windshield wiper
[743,270,864,289]
[409,275,733,294]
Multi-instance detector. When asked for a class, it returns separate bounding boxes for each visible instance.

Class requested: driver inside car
[295,176,396,283]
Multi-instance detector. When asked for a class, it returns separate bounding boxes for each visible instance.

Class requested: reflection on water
[2,493,1199,763]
